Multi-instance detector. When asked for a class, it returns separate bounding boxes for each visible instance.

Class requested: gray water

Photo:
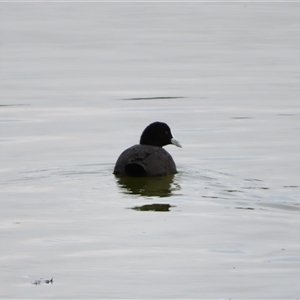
[1,2,300,298]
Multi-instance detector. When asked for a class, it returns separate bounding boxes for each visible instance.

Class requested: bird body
[113,122,181,177]
[113,144,177,177]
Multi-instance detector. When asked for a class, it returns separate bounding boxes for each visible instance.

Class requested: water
[1,2,300,298]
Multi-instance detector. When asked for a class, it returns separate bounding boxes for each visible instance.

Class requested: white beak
[171,138,182,148]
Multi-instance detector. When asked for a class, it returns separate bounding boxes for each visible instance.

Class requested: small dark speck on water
[45,278,53,284]
[32,278,53,285]
[32,280,41,286]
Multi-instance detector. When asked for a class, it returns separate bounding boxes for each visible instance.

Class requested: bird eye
[165,131,169,135]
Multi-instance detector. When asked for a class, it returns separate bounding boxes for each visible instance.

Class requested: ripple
[122,96,185,100]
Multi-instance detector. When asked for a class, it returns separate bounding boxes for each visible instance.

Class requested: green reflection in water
[131,203,174,212]
[115,175,180,197]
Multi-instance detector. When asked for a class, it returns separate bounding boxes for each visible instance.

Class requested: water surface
[1,2,300,298]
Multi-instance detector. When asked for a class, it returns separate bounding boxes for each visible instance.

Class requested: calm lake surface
[1,2,300,298]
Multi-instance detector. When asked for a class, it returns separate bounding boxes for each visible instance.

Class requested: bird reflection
[115,175,180,197]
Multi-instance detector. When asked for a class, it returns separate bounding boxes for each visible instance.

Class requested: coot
[113,122,182,177]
